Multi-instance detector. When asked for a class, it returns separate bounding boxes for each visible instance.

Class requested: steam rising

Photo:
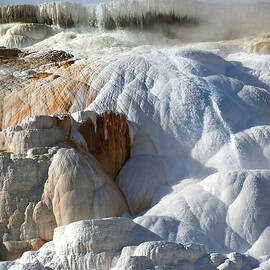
[0,0,269,53]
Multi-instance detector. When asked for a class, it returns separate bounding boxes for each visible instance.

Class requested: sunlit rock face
[78,112,131,178]
[42,146,128,228]
[0,48,75,129]
[2,72,90,129]
[0,112,131,260]
[53,47,270,259]
[116,155,167,215]
[0,49,102,130]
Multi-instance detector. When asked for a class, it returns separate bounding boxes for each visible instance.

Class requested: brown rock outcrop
[79,112,131,178]
[23,50,73,65]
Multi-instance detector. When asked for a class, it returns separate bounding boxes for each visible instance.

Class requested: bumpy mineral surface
[1,45,270,269]
[0,49,133,261]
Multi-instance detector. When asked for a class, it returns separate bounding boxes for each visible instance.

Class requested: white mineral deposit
[0,0,270,269]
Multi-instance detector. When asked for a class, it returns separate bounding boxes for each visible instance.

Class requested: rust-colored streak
[0,49,106,130]
[32,73,53,79]
[2,75,93,129]
[78,112,131,179]
[60,60,75,69]
[5,100,33,130]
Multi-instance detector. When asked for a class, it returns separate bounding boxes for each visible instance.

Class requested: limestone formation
[116,155,167,215]
[78,111,131,178]
[0,112,132,260]
[115,256,154,270]
[1,37,270,268]
[0,150,52,240]
[42,147,128,228]
[0,48,75,122]
[0,218,261,270]
[0,48,100,130]
[133,241,207,266]
[0,48,132,178]
[23,50,73,66]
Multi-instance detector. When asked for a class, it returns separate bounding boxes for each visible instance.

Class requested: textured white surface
[1,43,270,268]
[0,113,130,248]
[82,47,270,256]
